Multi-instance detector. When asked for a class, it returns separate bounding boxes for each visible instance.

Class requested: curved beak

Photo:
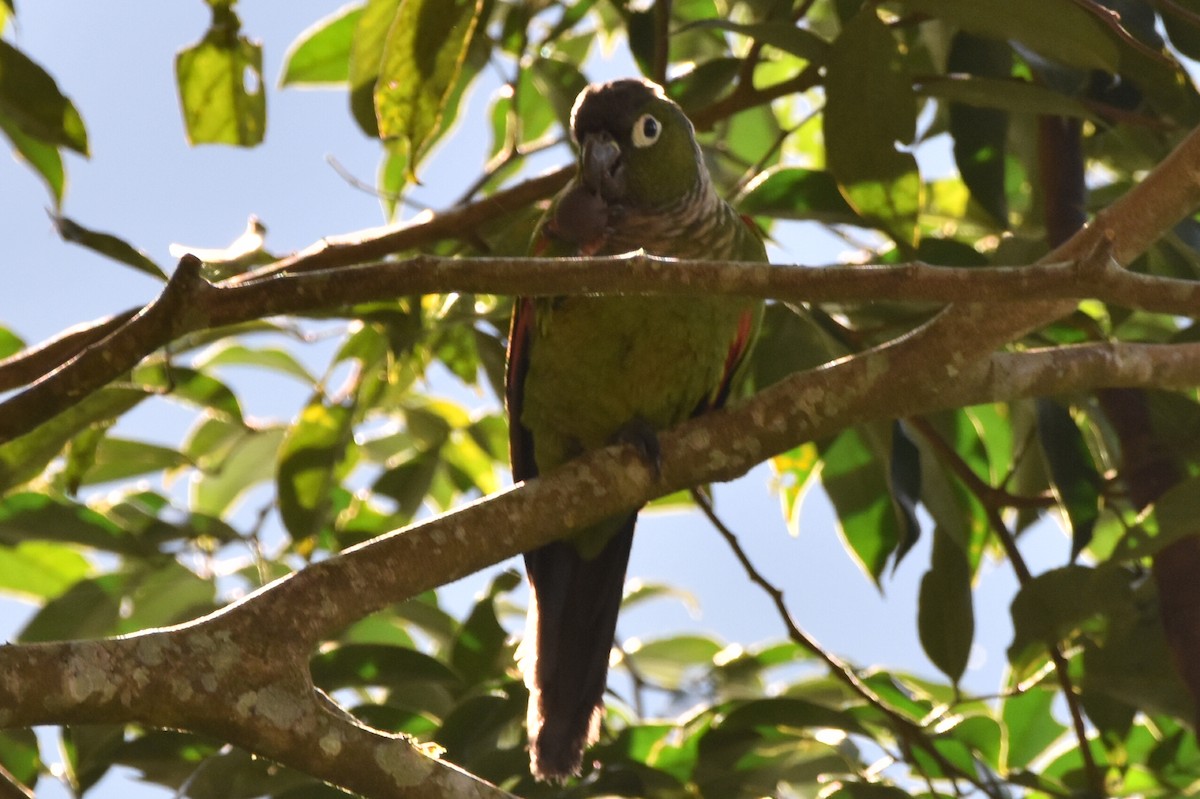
[580,131,624,200]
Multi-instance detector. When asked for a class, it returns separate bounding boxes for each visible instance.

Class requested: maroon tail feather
[522,514,637,781]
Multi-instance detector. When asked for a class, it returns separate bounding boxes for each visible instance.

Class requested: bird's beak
[580,131,624,200]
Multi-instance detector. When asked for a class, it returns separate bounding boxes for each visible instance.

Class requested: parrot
[504,78,768,782]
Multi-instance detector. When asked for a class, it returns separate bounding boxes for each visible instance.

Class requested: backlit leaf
[374,0,484,177]
[277,399,354,541]
[281,3,362,86]
[175,4,266,146]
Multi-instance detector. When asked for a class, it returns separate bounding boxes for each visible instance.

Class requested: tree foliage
[2,1,1200,798]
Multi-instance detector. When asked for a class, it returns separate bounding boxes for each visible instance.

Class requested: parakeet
[505,78,767,782]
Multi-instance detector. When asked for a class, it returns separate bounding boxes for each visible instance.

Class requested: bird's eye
[631,114,661,148]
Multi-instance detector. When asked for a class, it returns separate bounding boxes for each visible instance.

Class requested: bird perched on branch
[505,77,767,781]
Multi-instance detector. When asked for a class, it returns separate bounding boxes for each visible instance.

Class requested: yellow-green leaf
[175,4,266,146]
[373,0,484,178]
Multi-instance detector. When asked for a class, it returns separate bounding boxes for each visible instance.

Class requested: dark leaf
[0,39,88,153]
[917,526,974,684]
[820,426,903,585]
[677,19,830,62]
[51,215,165,280]
[946,33,1012,226]
[892,0,1119,72]
[449,570,520,684]
[888,421,922,564]
[737,167,862,225]
[1035,399,1101,559]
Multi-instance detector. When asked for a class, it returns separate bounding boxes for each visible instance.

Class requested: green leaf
[921,75,1098,121]
[277,399,354,541]
[192,342,316,384]
[191,425,286,517]
[449,570,519,684]
[945,33,1011,227]
[737,167,862,225]
[824,784,913,799]
[823,7,921,246]
[118,560,215,633]
[20,573,124,642]
[0,114,65,204]
[1001,684,1066,770]
[373,449,440,523]
[133,364,244,422]
[0,729,41,789]
[1007,564,1132,677]
[63,724,125,795]
[348,0,401,137]
[820,426,901,586]
[0,493,144,555]
[1035,399,1101,560]
[892,0,1121,72]
[311,643,462,695]
[0,540,90,601]
[0,387,148,493]
[624,634,723,688]
[78,438,191,486]
[0,39,88,153]
[667,57,741,111]
[676,19,830,62]
[51,215,166,280]
[917,526,974,684]
[281,3,362,86]
[716,696,866,735]
[529,55,588,133]
[175,4,266,146]
[374,0,484,178]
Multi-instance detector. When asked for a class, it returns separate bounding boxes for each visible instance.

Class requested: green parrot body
[505,79,767,781]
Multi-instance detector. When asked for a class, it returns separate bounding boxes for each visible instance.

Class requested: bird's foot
[613,418,662,480]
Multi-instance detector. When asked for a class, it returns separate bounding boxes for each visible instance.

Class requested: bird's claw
[614,418,662,480]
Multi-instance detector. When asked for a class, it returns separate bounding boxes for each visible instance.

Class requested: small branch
[692,490,999,797]
[912,419,1101,790]
[2,249,1199,444]
[907,417,1055,511]
[984,504,1101,789]
[653,0,672,85]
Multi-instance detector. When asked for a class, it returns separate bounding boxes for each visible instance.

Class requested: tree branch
[0,337,1197,797]
[2,248,1199,444]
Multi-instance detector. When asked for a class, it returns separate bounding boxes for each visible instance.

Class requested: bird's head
[569,78,705,210]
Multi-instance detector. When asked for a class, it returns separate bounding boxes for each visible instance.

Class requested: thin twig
[907,417,1055,511]
[691,489,1002,797]
[653,0,672,85]
[910,422,1102,791]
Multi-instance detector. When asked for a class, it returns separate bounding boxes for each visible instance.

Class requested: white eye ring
[631,113,661,148]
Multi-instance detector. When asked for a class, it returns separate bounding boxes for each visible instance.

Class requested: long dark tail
[521,514,637,781]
